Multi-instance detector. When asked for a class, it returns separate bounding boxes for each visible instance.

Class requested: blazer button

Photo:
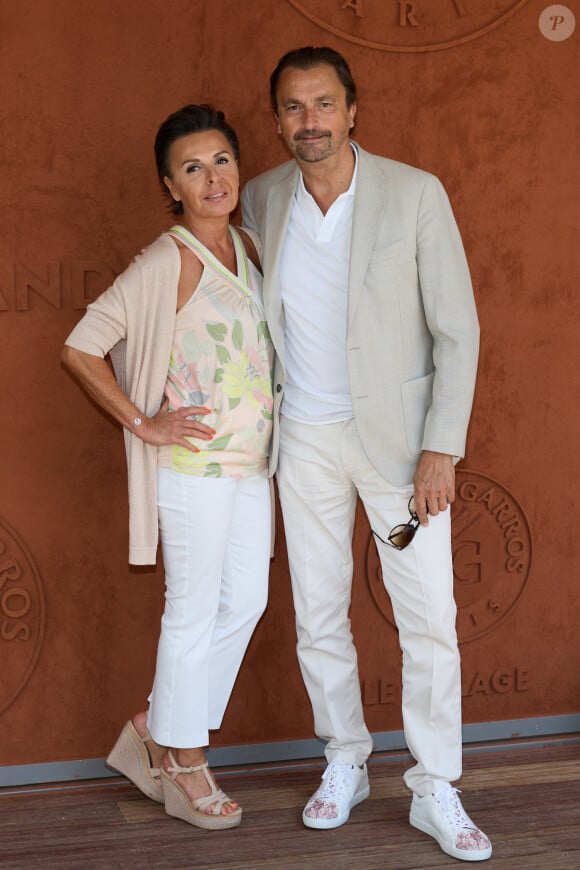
[276,384,282,393]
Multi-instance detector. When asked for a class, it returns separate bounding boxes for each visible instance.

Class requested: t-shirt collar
[296,141,359,206]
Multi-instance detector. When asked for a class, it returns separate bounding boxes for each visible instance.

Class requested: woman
[62,105,274,830]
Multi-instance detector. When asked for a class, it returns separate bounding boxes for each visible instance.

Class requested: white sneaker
[410,783,492,861]
[302,762,370,830]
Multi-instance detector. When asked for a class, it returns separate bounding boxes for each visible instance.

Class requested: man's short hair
[269,46,357,113]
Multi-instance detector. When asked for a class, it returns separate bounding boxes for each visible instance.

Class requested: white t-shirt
[279,144,358,424]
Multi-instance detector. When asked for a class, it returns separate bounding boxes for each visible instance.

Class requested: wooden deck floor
[1,742,579,869]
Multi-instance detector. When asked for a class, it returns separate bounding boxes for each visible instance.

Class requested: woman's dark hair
[154,104,240,215]
[269,46,357,113]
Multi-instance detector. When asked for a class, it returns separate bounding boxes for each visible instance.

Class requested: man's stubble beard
[289,126,353,164]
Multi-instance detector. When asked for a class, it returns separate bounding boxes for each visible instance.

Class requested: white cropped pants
[277,417,462,796]
[147,467,270,749]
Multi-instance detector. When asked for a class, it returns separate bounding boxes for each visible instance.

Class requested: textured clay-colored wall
[1,0,578,768]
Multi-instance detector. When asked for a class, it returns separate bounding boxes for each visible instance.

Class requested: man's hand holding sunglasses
[371,450,456,552]
[413,450,455,526]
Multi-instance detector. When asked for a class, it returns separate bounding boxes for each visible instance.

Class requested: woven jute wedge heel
[106,720,164,804]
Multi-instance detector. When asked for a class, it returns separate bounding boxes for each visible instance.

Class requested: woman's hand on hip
[138,400,215,452]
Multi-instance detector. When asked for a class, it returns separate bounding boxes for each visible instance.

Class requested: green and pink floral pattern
[158,227,273,478]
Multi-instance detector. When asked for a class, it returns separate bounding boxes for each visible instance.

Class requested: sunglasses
[371,496,420,551]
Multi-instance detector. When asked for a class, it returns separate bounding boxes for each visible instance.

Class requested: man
[241,47,490,862]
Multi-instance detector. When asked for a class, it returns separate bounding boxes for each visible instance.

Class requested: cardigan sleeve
[64,259,139,358]
[63,234,181,565]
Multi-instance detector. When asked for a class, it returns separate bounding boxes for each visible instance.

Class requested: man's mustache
[294,129,331,142]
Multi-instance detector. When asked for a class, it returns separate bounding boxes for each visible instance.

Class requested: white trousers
[147,468,270,749]
[277,417,462,795]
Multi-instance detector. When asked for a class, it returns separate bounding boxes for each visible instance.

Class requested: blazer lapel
[261,165,298,366]
[348,147,389,326]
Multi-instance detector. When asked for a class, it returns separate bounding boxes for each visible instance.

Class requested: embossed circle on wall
[287,1,531,53]
[0,518,46,714]
[539,5,576,41]
[366,470,532,642]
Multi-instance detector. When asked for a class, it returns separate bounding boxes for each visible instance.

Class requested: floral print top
[157,226,273,478]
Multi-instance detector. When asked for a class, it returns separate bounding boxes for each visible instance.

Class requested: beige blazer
[241,144,479,486]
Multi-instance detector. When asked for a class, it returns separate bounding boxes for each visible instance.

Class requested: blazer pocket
[401,371,434,454]
[368,239,411,266]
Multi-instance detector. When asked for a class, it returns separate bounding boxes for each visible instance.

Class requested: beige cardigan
[65,234,180,564]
